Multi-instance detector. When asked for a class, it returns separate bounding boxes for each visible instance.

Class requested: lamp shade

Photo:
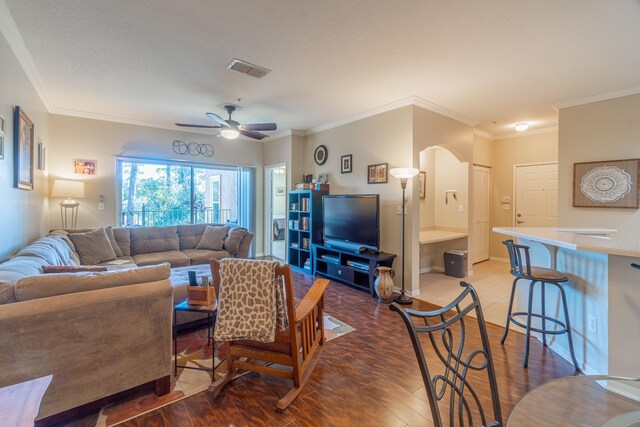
[390,168,419,179]
[51,179,85,199]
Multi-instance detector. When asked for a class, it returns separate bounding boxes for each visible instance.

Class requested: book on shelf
[301,217,309,230]
[301,197,309,211]
[303,259,311,270]
[291,242,299,248]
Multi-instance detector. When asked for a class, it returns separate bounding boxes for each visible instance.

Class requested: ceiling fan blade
[206,112,230,127]
[240,130,268,140]
[175,123,221,129]
[238,123,277,131]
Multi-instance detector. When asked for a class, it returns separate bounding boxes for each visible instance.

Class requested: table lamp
[390,167,419,304]
[51,179,85,229]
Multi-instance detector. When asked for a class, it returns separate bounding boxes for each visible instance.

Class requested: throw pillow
[43,265,108,274]
[68,228,118,265]
[197,226,229,251]
[105,226,124,257]
[223,227,248,255]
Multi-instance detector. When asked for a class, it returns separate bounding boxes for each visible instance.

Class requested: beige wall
[304,106,414,290]
[490,131,558,258]
[419,148,435,228]
[558,93,640,237]
[473,134,493,168]
[48,114,266,252]
[0,30,50,261]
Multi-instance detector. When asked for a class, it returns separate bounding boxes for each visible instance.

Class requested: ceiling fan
[175,105,277,140]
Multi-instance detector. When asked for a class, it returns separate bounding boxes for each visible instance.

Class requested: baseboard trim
[530,332,596,374]
[420,267,431,274]
[489,257,509,263]
[394,287,420,297]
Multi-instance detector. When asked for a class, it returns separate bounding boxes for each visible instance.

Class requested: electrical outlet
[502,204,510,210]
[396,206,405,215]
[458,204,463,212]
[98,202,105,211]
[588,315,598,333]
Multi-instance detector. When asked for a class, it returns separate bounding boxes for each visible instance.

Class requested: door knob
[517,220,525,224]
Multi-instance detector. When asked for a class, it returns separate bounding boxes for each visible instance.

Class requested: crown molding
[472,128,495,141]
[0,0,54,111]
[553,85,640,110]
[52,107,190,132]
[306,96,479,136]
[493,126,558,140]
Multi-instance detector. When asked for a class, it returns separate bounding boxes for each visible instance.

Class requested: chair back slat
[390,282,503,427]
[503,239,532,278]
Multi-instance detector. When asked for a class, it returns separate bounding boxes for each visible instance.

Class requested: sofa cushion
[69,229,118,265]
[182,249,231,265]
[105,226,124,257]
[0,280,15,305]
[97,256,138,270]
[224,227,249,255]
[14,263,171,302]
[177,223,208,250]
[130,226,179,255]
[112,227,131,256]
[133,251,190,268]
[196,226,229,251]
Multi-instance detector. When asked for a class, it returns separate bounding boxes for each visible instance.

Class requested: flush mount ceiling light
[514,123,529,132]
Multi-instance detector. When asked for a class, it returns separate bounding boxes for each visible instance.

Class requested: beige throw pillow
[197,226,229,251]
[69,228,118,265]
[105,226,124,257]
[223,227,248,255]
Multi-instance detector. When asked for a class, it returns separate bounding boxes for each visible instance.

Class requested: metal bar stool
[501,239,579,370]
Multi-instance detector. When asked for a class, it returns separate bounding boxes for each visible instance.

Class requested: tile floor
[418,260,517,328]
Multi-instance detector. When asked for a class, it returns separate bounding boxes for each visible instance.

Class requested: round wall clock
[580,165,632,203]
[314,145,328,165]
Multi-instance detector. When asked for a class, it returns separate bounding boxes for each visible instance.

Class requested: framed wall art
[276,187,285,196]
[314,145,328,166]
[419,171,426,199]
[367,163,388,184]
[73,159,97,175]
[38,142,46,170]
[13,106,34,190]
[341,154,352,173]
[573,159,639,208]
[0,113,5,160]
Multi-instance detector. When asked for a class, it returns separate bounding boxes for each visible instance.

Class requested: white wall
[272,171,286,216]
[48,114,266,252]
[0,28,50,261]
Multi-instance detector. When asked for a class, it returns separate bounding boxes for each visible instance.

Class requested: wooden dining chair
[208,259,329,411]
[390,282,503,427]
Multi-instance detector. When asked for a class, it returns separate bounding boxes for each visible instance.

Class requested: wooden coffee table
[173,300,218,377]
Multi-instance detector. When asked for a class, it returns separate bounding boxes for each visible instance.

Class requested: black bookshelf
[287,189,329,272]
[312,244,396,298]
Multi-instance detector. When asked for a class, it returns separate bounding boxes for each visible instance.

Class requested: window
[117,158,249,228]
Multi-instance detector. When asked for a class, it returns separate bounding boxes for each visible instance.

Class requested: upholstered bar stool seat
[501,239,579,371]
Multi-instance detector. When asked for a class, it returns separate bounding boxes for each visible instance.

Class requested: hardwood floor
[125,269,577,427]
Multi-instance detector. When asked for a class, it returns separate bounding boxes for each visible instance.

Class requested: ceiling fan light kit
[176,104,277,140]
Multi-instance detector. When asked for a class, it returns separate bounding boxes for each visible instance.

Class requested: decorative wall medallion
[314,145,328,165]
[172,140,214,157]
[573,159,639,208]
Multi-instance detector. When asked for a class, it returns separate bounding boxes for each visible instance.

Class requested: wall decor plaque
[573,159,639,208]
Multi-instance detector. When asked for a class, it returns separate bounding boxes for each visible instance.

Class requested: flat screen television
[322,194,380,251]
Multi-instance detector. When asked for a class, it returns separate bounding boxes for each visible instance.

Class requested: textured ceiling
[4,0,640,136]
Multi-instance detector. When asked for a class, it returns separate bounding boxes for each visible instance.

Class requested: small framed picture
[38,142,46,171]
[14,106,34,190]
[419,171,426,199]
[368,163,388,184]
[341,154,352,174]
[73,159,97,175]
[0,114,5,160]
[276,187,285,195]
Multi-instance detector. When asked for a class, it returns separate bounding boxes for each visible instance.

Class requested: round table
[508,376,640,426]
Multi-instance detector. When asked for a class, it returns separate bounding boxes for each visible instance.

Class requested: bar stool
[501,239,579,370]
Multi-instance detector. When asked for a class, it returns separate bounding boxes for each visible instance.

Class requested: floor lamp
[51,179,85,229]
[390,167,419,305]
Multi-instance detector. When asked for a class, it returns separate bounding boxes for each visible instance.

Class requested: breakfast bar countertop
[492,227,640,257]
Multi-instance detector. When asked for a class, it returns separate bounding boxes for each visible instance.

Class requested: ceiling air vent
[227,59,271,78]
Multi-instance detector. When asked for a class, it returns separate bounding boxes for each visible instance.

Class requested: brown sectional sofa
[0,223,253,421]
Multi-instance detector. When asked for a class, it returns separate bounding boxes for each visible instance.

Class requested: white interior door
[472,165,491,263]
[514,163,558,227]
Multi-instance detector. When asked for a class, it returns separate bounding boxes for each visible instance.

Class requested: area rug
[88,314,355,427]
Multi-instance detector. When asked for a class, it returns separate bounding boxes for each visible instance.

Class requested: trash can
[444,250,467,278]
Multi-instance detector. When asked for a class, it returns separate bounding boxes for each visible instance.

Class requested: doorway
[472,165,491,263]
[265,164,287,261]
[514,163,558,228]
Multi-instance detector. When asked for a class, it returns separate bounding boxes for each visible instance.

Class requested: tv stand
[312,244,396,298]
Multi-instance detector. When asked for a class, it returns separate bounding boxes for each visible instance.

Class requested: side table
[174,300,218,376]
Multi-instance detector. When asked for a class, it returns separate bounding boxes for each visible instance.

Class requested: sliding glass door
[118,159,247,228]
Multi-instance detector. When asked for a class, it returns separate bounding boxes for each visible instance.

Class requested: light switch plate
[501,196,511,203]
[458,204,463,212]
[98,203,105,211]
[502,204,510,210]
